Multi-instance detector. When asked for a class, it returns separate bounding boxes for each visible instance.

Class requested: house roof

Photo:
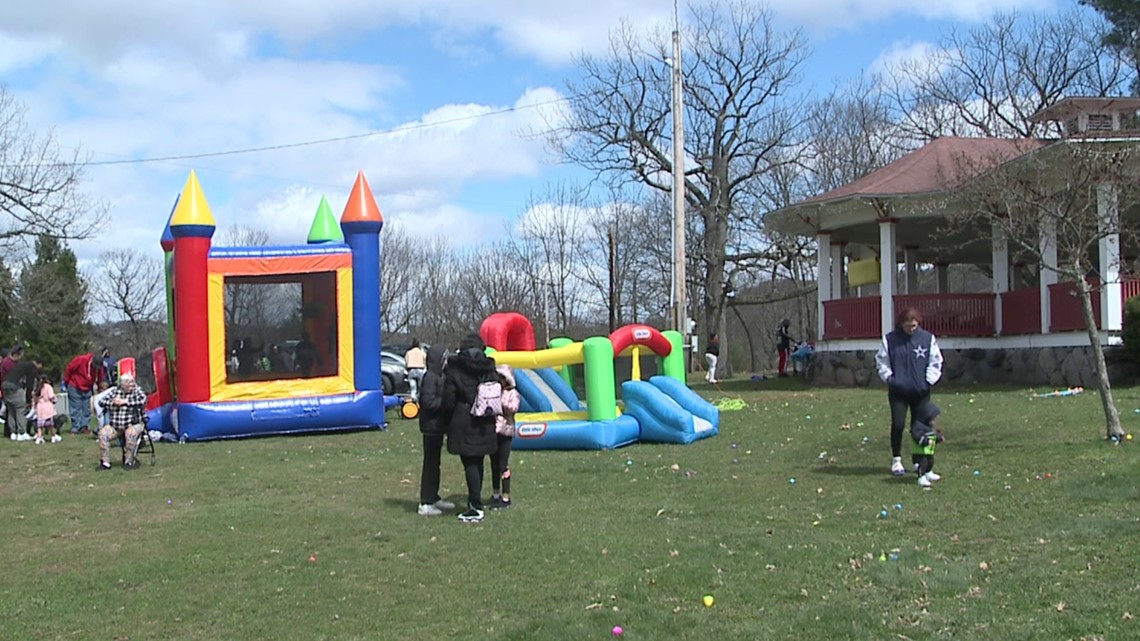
[1029,96,1140,123]
[800,137,1048,206]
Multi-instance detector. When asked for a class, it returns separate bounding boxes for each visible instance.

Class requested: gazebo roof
[800,137,1047,206]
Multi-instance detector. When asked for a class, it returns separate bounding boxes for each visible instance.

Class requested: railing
[1049,281,1101,332]
[895,293,996,336]
[1000,288,1041,335]
[823,279,1140,341]
[822,298,881,339]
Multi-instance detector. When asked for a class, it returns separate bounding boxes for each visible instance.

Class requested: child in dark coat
[911,401,944,488]
[441,334,499,523]
[489,365,521,509]
[417,345,456,516]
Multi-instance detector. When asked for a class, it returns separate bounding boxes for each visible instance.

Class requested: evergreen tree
[15,235,90,374]
[0,258,16,347]
[1082,0,1140,94]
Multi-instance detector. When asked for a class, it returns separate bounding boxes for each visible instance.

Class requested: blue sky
[0,0,1064,265]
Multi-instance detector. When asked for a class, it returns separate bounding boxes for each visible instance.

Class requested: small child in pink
[33,376,60,444]
[489,365,521,509]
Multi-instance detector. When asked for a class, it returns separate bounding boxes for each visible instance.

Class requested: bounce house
[480,312,719,450]
[145,170,399,441]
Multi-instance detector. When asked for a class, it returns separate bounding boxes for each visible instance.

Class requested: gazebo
[766,97,1140,386]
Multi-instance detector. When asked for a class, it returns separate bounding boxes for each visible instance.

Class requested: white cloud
[870,40,950,77]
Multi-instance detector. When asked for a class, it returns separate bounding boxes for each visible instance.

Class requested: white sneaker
[51,435,62,443]
[925,471,941,482]
[433,499,456,511]
[917,473,932,488]
[890,457,906,476]
[8,433,15,441]
[17,433,32,442]
[34,436,44,444]
[417,503,443,516]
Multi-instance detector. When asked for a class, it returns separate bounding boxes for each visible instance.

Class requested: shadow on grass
[382,495,469,514]
[811,465,883,477]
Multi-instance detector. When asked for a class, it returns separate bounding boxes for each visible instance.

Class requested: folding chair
[120,410,155,467]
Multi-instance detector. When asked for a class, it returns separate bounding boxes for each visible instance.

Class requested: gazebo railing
[1048,282,1101,332]
[1000,287,1041,335]
[821,298,880,339]
[895,294,996,337]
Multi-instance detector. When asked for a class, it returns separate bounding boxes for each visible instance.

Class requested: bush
[1122,296,1140,362]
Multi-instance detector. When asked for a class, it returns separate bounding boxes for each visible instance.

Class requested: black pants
[912,453,935,475]
[888,391,931,458]
[460,455,485,510]
[490,435,513,496]
[419,433,445,505]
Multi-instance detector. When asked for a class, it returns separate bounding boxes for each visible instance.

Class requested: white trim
[817,232,832,342]
[879,220,896,336]
[1039,220,1057,334]
[1098,182,1122,331]
[814,332,1121,352]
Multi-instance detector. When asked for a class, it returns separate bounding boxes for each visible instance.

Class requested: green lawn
[1,379,1137,641]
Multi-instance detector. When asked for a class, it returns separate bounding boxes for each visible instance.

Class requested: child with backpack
[441,334,500,523]
[489,365,521,509]
[33,375,61,444]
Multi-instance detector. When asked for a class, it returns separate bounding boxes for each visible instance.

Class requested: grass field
[1,378,1138,641]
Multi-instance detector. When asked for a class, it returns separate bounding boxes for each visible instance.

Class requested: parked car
[381,350,410,396]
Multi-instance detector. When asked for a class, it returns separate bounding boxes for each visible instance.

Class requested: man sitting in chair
[96,373,147,471]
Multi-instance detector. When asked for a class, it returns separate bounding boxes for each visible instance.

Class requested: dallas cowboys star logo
[913,345,928,359]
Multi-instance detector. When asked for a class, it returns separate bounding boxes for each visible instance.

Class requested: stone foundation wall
[806,345,1140,388]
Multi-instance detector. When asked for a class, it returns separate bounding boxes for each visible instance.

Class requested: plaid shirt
[98,386,147,428]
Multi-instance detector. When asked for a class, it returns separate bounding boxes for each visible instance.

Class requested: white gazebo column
[879,219,897,336]
[902,247,919,294]
[934,263,949,294]
[830,241,845,300]
[817,231,832,341]
[992,224,1009,336]
[1098,183,1122,331]
[1039,219,1058,334]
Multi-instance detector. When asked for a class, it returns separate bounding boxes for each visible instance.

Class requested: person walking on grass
[704,333,720,384]
[64,352,103,435]
[489,365,521,510]
[33,375,60,444]
[910,401,944,488]
[4,355,43,442]
[776,319,794,377]
[441,334,499,524]
[875,307,943,477]
[404,339,427,402]
[417,345,456,516]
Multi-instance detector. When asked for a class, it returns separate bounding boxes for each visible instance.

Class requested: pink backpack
[470,380,503,417]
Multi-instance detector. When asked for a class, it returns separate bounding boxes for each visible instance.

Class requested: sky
[0,0,1065,267]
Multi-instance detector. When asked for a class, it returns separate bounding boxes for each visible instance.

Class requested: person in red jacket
[64,353,103,435]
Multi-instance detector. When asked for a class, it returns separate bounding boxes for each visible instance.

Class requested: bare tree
[86,249,165,353]
[945,139,1140,439]
[884,11,1129,142]
[554,0,809,347]
[0,86,106,248]
[380,223,419,335]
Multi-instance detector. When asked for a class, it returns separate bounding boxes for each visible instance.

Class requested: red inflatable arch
[609,324,672,357]
[480,312,537,351]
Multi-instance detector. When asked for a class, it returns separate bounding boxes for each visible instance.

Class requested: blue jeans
[68,387,92,433]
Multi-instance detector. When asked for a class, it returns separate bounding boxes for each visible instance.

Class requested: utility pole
[671,8,687,353]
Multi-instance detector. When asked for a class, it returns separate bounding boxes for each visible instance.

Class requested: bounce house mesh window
[223,272,339,383]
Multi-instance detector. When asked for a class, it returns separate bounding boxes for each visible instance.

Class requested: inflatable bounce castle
[480,312,719,450]
[145,170,398,440]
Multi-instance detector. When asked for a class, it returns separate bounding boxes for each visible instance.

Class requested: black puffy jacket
[418,345,448,435]
[441,347,498,457]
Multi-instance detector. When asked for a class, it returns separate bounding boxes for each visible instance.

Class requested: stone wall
[806,345,1140,388]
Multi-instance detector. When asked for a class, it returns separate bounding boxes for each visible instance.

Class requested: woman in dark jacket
[417,345,456,516]
[441,334,498,523]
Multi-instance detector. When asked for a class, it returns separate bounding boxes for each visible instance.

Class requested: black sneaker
[123,460,139,471]
[490,497,512,510]
[96,462,112,471]
[458,508,484,523]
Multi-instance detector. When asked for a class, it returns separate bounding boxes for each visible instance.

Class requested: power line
[4,93,575,170]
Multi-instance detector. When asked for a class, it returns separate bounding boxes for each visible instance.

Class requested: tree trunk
[731,304,758,372]
[1076,275,1124,439]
